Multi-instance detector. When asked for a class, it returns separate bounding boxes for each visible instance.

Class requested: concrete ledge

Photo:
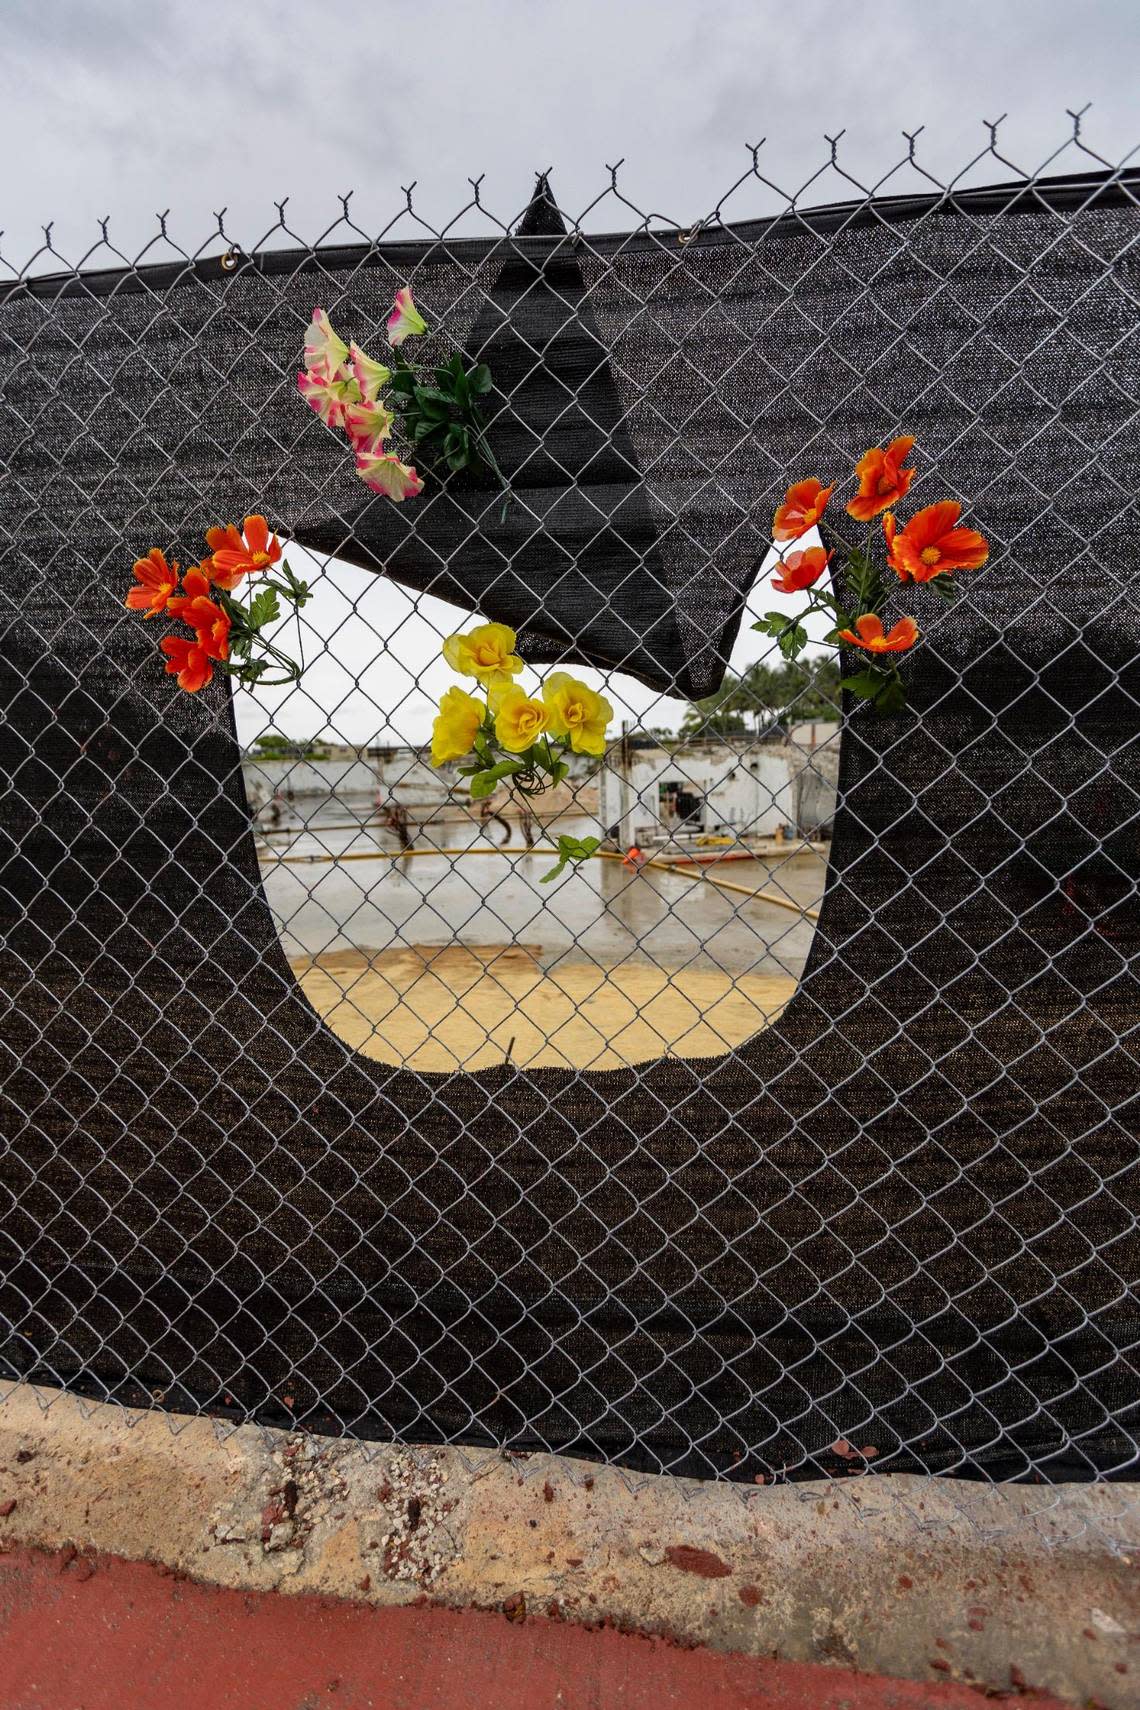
[1,1383,1136,1705]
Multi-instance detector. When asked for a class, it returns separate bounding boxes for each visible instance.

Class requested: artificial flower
[304,308,350,376]
[485,671,517,713]
[344,397,396,453]
[773,478,834,542]
[298,358,360,430]
[431,685,485,765]
[205,515,283,590]
[494,684,551,753]
[350,342,391,400]
[889,501,989,583]
[168,569,231,661]
[881,510,902,575]
[387,286,428,347]
[541,672,613,757]
[771,545,831,595]
[160,634,215,692]
[846,436,916,522]
[443,622,523,683]
[125,548,179,618]
[837,613,920,654]
[167,565,212,618]
[354,448,424,500]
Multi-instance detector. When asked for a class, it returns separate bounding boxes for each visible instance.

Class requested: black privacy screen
[0,169,1137,1480]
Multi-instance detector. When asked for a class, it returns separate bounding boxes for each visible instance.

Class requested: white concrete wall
[598,740,838,844]
[242,757,379,804]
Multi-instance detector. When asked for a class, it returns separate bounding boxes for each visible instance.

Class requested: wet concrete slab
[258,808,827,978]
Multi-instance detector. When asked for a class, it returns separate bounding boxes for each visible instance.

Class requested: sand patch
[290,944,796,1072]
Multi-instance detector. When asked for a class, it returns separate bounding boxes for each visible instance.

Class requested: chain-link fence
[1,120,1138,1495]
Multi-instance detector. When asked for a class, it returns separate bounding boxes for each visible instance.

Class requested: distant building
[597,735,839,847]
[241,741,598,815]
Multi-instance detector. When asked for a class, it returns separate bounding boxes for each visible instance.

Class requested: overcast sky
[3,0,1136,268]
[4,1,1137,744]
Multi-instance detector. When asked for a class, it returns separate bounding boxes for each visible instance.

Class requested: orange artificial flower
[838,613,919,654]
[771,546,831,594]
[846,436,916,522]
[168,568,231,661]
[888,502,991,584]
[205,515,282,590]
[773,478,834,542]
[125,548,179,618]
[881,510,903,575]
[160,634,215,692]
[890,501,989,583]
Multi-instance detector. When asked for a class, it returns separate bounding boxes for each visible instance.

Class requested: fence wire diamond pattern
[1,121,1138,1506]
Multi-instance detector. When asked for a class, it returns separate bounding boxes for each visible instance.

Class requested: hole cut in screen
[237,545,836,1073]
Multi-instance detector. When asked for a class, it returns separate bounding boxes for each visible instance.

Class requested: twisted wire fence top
[1,121,1138,1505]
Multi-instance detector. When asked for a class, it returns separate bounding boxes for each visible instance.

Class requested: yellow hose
[259,841,821,922]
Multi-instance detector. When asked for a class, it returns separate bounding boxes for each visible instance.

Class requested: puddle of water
[257,806,827,982]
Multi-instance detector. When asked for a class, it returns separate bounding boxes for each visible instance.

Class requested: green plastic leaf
[415,392,450,420]
[246,587,281,631]
[778,622,808,660]
[751,610,789,637]
[841,668,907,715]
[846,548,884,615]
[467,363,493,395]
[468,770,499,800]
[871,674,907,715]
[840,669,888,703]
[540,833,601,884]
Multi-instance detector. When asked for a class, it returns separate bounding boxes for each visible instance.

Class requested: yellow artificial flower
[485,671,516,714]
[541,672,613,757]
[494,685,551,753]
[442,622,523,682]
[431,685,484,765]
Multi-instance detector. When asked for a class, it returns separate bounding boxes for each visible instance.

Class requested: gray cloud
[2,0,1136,270]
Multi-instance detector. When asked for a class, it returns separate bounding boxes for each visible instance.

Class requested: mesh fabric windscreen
[1,169,1137,1479]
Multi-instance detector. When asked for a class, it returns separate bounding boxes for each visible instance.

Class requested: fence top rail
[5,164,1138,305]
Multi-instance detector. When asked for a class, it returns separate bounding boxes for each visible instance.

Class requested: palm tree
[734,656,841,728]
[680,656,841,741]
[679,673,750,739]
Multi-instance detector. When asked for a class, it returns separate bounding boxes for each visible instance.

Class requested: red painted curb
[0,1545,1068,1710]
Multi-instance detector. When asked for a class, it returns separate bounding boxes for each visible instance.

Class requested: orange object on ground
[0,1544,1070,1710]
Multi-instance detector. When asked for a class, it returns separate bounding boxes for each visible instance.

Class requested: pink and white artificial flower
[350,342,391,401]
[297,358,360,430]
[355,447,424,501]
[344,398,396,454]
[304,308,351,376]
[386,287,428,347]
